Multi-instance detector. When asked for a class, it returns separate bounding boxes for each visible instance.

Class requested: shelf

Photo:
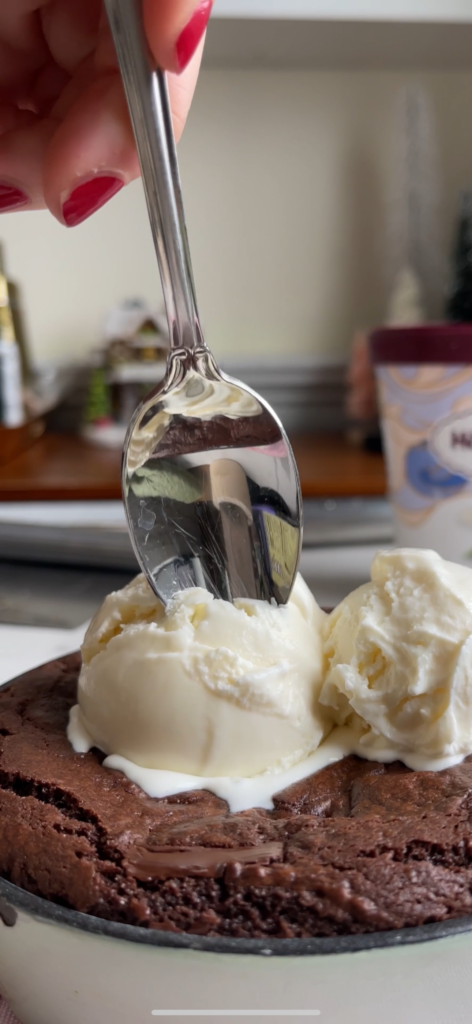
[213,1,472,23]
[205,3,472,69]
[0,433,386,502]
[0,419,45,468]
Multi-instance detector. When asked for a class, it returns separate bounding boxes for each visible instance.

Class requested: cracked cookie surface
[2,655,472,938]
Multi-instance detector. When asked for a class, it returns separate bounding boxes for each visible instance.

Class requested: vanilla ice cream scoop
[320,548,472,763]
[73,574,328,779]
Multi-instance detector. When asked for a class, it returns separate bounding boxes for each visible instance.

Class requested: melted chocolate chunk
[126,843,284,881]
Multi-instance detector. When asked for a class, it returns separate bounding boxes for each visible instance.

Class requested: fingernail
[62,174,124,227]
[0,184,29,212]
[176,0,213,73]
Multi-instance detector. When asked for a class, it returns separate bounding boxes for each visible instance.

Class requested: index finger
[143,0,213,74]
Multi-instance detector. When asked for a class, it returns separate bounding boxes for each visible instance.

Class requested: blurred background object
[0,245,26,430]
[385,84,441,325]
[346,82,442,454]
[371,325,472,566]
[81,300,169,448]
[446,191,472,322]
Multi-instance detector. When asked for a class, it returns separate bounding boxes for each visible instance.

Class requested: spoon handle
[104,0,204,352]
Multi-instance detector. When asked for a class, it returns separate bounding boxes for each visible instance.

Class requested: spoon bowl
[123,346,301,605]
[105,0,302,604]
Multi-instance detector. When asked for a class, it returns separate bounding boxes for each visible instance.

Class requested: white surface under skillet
[1,873,472,1024]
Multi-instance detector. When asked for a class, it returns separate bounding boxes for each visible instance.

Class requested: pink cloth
[0,998,19,1024]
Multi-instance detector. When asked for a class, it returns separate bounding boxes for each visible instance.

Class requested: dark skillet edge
[1,875,472,957]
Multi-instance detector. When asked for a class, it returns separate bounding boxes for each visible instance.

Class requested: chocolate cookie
[1,656,472,939]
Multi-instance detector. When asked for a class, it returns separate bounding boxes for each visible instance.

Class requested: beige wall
[1,69,471,365]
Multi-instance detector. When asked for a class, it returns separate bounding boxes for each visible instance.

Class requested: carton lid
[370,324,472,364]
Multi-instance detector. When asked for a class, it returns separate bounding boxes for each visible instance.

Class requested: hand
[0,0,211,226]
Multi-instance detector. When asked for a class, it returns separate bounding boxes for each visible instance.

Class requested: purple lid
[370,324,472,365]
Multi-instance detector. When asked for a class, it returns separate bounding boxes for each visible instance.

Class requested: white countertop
[0,623,87,688]
[214,0,472,22]
[0,543,381,687]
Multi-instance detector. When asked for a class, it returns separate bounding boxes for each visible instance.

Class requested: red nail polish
[176,0,213,73]
[0,184,29,212]
[62,174,124,227]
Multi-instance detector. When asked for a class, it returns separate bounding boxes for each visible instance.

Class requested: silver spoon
[104,0,302,606]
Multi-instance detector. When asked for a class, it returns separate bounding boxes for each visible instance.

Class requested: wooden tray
[0,418,45,468]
